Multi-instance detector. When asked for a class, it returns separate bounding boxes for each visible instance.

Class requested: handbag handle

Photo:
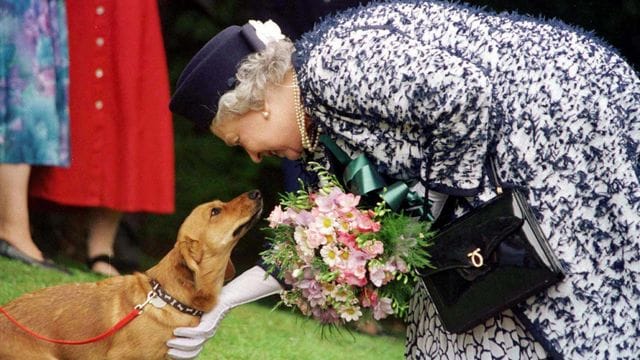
[487,156,503,195]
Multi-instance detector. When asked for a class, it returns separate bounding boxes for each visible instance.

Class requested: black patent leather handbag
[419,159,565,333]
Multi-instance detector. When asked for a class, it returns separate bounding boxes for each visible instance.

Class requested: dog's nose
[248,190,261,200]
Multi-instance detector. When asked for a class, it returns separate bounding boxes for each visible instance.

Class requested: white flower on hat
[248,19,285,46]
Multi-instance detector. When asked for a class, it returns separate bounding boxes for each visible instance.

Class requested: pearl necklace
[292,71,319,151]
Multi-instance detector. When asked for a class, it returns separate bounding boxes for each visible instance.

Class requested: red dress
[30,0,175,214]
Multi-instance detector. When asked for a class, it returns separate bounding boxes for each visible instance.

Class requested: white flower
[248,19,285,46]
[339,304,362,322]
[331,285,351,302]
[293,226,308,246]
[321,282,336,296]
[320,244,340,267]
[312,213,338,235]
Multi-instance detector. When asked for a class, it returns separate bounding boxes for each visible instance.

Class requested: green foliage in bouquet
[374,212,433,318]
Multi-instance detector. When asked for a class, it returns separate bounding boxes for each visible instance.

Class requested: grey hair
[214,39,295,124]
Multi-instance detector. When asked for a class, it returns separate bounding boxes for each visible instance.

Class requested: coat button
[96,37,105,47]
[96,6,105,15]
[95,100,104,110]
[95,68,104,78]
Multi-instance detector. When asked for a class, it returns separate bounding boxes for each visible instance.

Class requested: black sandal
[0,238,70,274]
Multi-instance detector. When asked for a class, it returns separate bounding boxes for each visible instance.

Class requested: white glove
[166,266,283,359]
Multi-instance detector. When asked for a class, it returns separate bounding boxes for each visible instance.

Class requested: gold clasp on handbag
[467,248,484,268]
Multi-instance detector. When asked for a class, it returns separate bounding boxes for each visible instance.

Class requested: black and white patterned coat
[292,0,640,359]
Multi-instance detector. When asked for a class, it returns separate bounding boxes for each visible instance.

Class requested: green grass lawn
[0,257,406,359]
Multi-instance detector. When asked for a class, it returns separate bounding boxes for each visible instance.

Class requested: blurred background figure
[0,0,70,272]
[29,0,175,276]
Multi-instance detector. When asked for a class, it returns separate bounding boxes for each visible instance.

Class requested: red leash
[0,306,141,345]
[0,291,156,345]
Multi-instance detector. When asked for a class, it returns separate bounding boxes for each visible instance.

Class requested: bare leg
[86,207,122,276]
[0,164,44,261]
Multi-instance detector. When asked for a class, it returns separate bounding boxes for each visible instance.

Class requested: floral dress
[0,0,69,166]
[293,0,640,359]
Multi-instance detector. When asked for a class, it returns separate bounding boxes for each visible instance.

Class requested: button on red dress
[30,0,175,214]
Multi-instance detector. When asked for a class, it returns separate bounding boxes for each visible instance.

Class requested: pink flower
[335,191,360,211]
[383,261,397,275]
[344,250,369,278]
[355,213,380,232]
[267,205,286,227]
[340,212,360,228]
[268,206,302,227]
[339,271,368,287]
[312,307,340,324]
[306,229,327,249]
[307,293,326,307]
[302,266,315,280]
[368,263,386,287]
[298,278,325,307]
[371,221,381,232]
[314,187,342,213]
[373,297,394,320]
[393,257,409,273]
[360,287,379,308]
[362,240,384,256]
[337,251,369,287]
[381,262,398,285]
[337,231,356,248]
[314,196,334,213]
[292,209,313,226]
[294,226,326,252]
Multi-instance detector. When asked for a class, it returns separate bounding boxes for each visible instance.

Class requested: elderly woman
[167,1,640,359]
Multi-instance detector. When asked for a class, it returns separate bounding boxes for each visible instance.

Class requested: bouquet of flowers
[261,163,433,325]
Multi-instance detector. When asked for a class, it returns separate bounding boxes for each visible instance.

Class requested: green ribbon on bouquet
[320,135,430,219]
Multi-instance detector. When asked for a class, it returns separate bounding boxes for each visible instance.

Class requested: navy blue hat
[169,23,267,128]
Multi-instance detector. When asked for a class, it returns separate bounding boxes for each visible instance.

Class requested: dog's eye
[210,207,222,217]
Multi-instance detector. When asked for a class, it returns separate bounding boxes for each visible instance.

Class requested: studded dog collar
[149,279,204,317]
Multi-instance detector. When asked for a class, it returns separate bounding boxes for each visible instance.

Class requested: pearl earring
[261,111,270,119]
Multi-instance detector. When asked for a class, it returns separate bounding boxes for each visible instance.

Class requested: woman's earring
[261,111,270,119]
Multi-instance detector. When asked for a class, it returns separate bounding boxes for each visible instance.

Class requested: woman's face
[211,76,303,163]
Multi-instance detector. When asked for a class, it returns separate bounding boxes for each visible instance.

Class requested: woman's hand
[166,266,283,359]
[167,305,225,359]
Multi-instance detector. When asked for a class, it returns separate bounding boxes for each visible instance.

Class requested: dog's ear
[224,260,236,281]
[179,236,203,272]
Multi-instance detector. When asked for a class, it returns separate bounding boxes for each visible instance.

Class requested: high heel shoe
[0,238,70,274]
